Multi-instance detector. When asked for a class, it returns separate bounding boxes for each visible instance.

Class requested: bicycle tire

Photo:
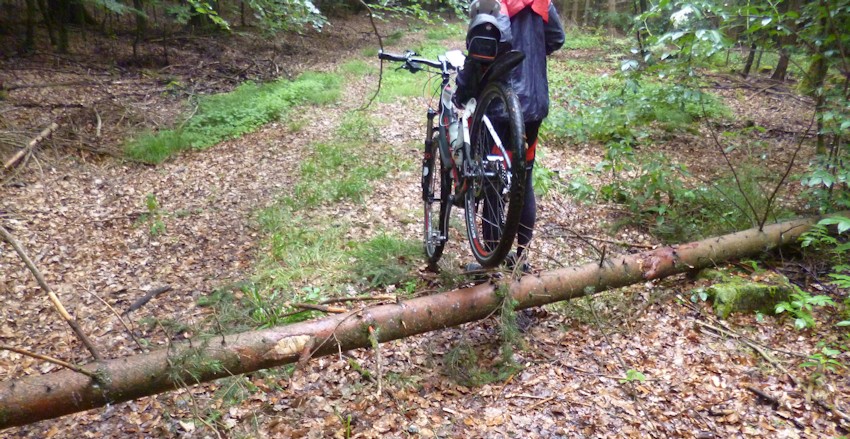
[464,81,526,267]
[423,126,452,267]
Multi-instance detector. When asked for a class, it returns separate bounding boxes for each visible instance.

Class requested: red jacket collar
[502,0,549,22]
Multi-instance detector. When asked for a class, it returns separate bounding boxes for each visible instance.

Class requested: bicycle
[377,49,526,268]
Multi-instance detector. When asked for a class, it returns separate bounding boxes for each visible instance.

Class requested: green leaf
[819,217,850,234]
[822,347,841,357]
[620,369,647,383]
[836,321,850,327]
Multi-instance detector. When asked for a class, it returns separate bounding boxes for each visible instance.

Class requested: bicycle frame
[379,48,526,266]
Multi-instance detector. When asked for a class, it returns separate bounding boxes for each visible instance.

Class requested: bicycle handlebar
[378,49,445,71]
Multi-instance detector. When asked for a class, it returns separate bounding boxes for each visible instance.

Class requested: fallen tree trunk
[0,213,842,429]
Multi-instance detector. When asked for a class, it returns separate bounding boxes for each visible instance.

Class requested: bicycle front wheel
[423,126,452,267]
[464,81,526,268]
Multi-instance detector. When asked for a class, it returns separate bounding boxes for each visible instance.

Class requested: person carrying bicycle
[457,0,565,271]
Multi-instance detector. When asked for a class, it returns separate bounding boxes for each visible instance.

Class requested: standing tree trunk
[132,0,146,59]
[55,0,71,52]
[772,48,791,81]
[24,0,37,53]
[742,42,757,78]
[570,0,579,26]
[582,0,591,26]
[0,213,845,430]
[37,0,57,47]
[607,0,616,35]
[771,0,801,81]
[633,0,647,60]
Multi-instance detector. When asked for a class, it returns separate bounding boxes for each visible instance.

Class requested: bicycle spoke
[464,82,526,267]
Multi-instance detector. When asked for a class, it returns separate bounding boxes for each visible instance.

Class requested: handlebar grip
[377,50,406,62]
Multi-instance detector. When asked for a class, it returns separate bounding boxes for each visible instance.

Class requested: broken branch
[122,285,173,316]
[0,225,101,361]
[3,123,59,170]
[0,345,99,380]
[293,303,348,314]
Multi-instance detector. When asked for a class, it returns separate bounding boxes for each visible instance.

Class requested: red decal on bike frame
[491,144,513,162]
[526,139,537,162]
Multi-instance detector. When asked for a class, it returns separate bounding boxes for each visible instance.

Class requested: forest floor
[1,13,849,439]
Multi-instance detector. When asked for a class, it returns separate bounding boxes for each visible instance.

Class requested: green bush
[596,143,789,243]
[548,82,730,144]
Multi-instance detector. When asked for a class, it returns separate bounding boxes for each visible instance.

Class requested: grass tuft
[349,234,420,287]
[125,72,341,164]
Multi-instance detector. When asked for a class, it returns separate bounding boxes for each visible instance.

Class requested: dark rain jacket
[457,1,565,122]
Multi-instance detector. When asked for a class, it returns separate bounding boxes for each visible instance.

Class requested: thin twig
[358,0,384,111]
[319,294,396,305]
[742,384,780,407]
[293,303,348,314]
[700,100,760,228]
[758,108,816,230]
[528,396,556,411]
[0,225,102,361]
[0,345,100,379]
[123,285,172,316]
[553,227,655,249]
[84,287,146,351]
[3,123,59,170]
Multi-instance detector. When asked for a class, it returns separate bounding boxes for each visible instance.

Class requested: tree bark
[772,49,790,81]
[570,0,579,26]
[24,0,37,53]
[36,0,57,47]
[132,0,146,59]
[582,0,590,27]
[742,42,757,78]
[0,213,845,430]
[771,0,801,81]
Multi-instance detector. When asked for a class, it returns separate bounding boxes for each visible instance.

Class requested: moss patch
[707,273,794,319]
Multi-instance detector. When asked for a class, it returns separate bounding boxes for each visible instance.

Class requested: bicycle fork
[422,109,438,202]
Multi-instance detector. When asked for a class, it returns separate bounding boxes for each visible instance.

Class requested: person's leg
[516,121,541,259]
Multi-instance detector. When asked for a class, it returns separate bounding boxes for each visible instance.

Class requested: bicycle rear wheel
[423,126,452,267]
[464,81,526,267]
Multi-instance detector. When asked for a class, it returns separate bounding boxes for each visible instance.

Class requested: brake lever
[396,61,422,74]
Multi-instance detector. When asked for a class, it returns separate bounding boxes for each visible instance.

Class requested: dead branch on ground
[122,285,173,316]
[0,225,102,361]
[293,303,348,314]
[3,123,59,171]
[0,345,100,380]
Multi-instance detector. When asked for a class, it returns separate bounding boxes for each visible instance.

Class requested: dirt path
[1,16,846,438]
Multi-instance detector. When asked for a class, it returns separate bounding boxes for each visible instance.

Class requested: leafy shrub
[775,288,835,330]
[596,143,787,243]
